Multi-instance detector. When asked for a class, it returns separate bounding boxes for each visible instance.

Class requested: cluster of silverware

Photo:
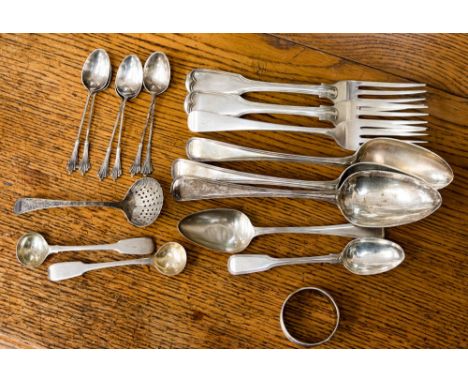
[66,49,171,180]
[171,68,453,346]
[14,177,186,281]
[15,49,187,282]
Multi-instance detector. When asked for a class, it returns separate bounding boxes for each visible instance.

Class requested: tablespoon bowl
[115,55,143,99]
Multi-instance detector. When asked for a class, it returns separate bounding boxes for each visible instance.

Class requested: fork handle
[186,137,353,165]
[187,69,337,99]
[186,93,337,121]
[188,111,334,136]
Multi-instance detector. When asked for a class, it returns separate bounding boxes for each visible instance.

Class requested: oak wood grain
[275,33,468,98]
[0,33,466,348]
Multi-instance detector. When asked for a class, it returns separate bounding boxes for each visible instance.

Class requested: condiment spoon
[48,242,187,282]
[228,238,404,275]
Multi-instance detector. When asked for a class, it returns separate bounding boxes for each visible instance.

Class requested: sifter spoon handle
[14,198,119,214]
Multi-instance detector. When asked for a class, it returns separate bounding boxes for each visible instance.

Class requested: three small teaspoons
[228,238,404,275]
[16,232,154,268]
[186,137,453,190]
[171,171,441,228]
[48,242,187,282]
[14,177,164,227]
[178,208,383,253]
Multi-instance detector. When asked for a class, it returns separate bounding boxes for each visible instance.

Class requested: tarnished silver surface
[186,69,426,103]
[67,49,111,174]
[16,232,154,268]
[280,287,340,347]
[48,242,186,282]
[178,208,383,253]
[186,137,453,190]
[130,52,171,176]
[228,237,404,275]
[172,158,402,191]
[98,55,143,180]
[14,177,163,227]
[187,111,428,151]
[171,171,441,228]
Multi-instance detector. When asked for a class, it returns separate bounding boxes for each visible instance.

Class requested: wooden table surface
[0,34,466,348]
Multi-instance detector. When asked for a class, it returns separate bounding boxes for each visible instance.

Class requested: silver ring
[280,287,340,347]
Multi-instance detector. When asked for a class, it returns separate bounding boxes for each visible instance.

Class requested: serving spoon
[67,49,112,173]
[171,171,441,228]
[48,242,187,282]
[16,232,154,268]
[98,55,143,180]
[130,52,171,176]
[227,237,404,275]
[172,158,403,191]
[186,137,453,189]
[14,177,163,227]
[178,208,383,253]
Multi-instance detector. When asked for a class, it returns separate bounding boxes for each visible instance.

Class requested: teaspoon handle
[48,257,152,282]
[48,238,154,255]
[228,254,341,275]
[254,224,383,239]
[186,138,354,165]
[14,198,119,214]
[171,177,337,202]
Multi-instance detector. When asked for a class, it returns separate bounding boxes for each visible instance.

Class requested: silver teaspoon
[98,55,143,180]
[67,49,111,174]
[178,208,383,253]
[186,137,453,190]
[228,237,404,275]
[14,177,163,227]
[48,242,187,282]
[16,232,154,268]
[130,52,171,176]
[170,171,441,228]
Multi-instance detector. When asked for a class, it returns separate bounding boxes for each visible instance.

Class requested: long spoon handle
[254,224,383,239]
[48,238,154,255]
[142,96,157,176]
[67,91,91,173]
[78,93,97,174]
[187,69,336,99]
[171,177,337,202]
[228,253,341,275]
[172,159,337,190]
[186,93,337,120]
[14,198,119,214]
[48,257,152,282]
[188,111,335,136]
[186,137,354,165]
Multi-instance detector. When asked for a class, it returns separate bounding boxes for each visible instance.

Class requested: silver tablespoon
[67,49,111,173]
[186,137,453,189]
[14,177,164,227]
[98,55,143,180]
[171,171,442,228]
[48,242,187,282]
[228,237,404,275]
[172,158,403,191]
[178,208,383,253]
[130,52,171,176]
[16,232,154,268]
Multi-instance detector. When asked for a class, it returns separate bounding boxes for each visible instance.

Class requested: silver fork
[186,69,426,103]
[185,92,428,122]
[188,111,427,151]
